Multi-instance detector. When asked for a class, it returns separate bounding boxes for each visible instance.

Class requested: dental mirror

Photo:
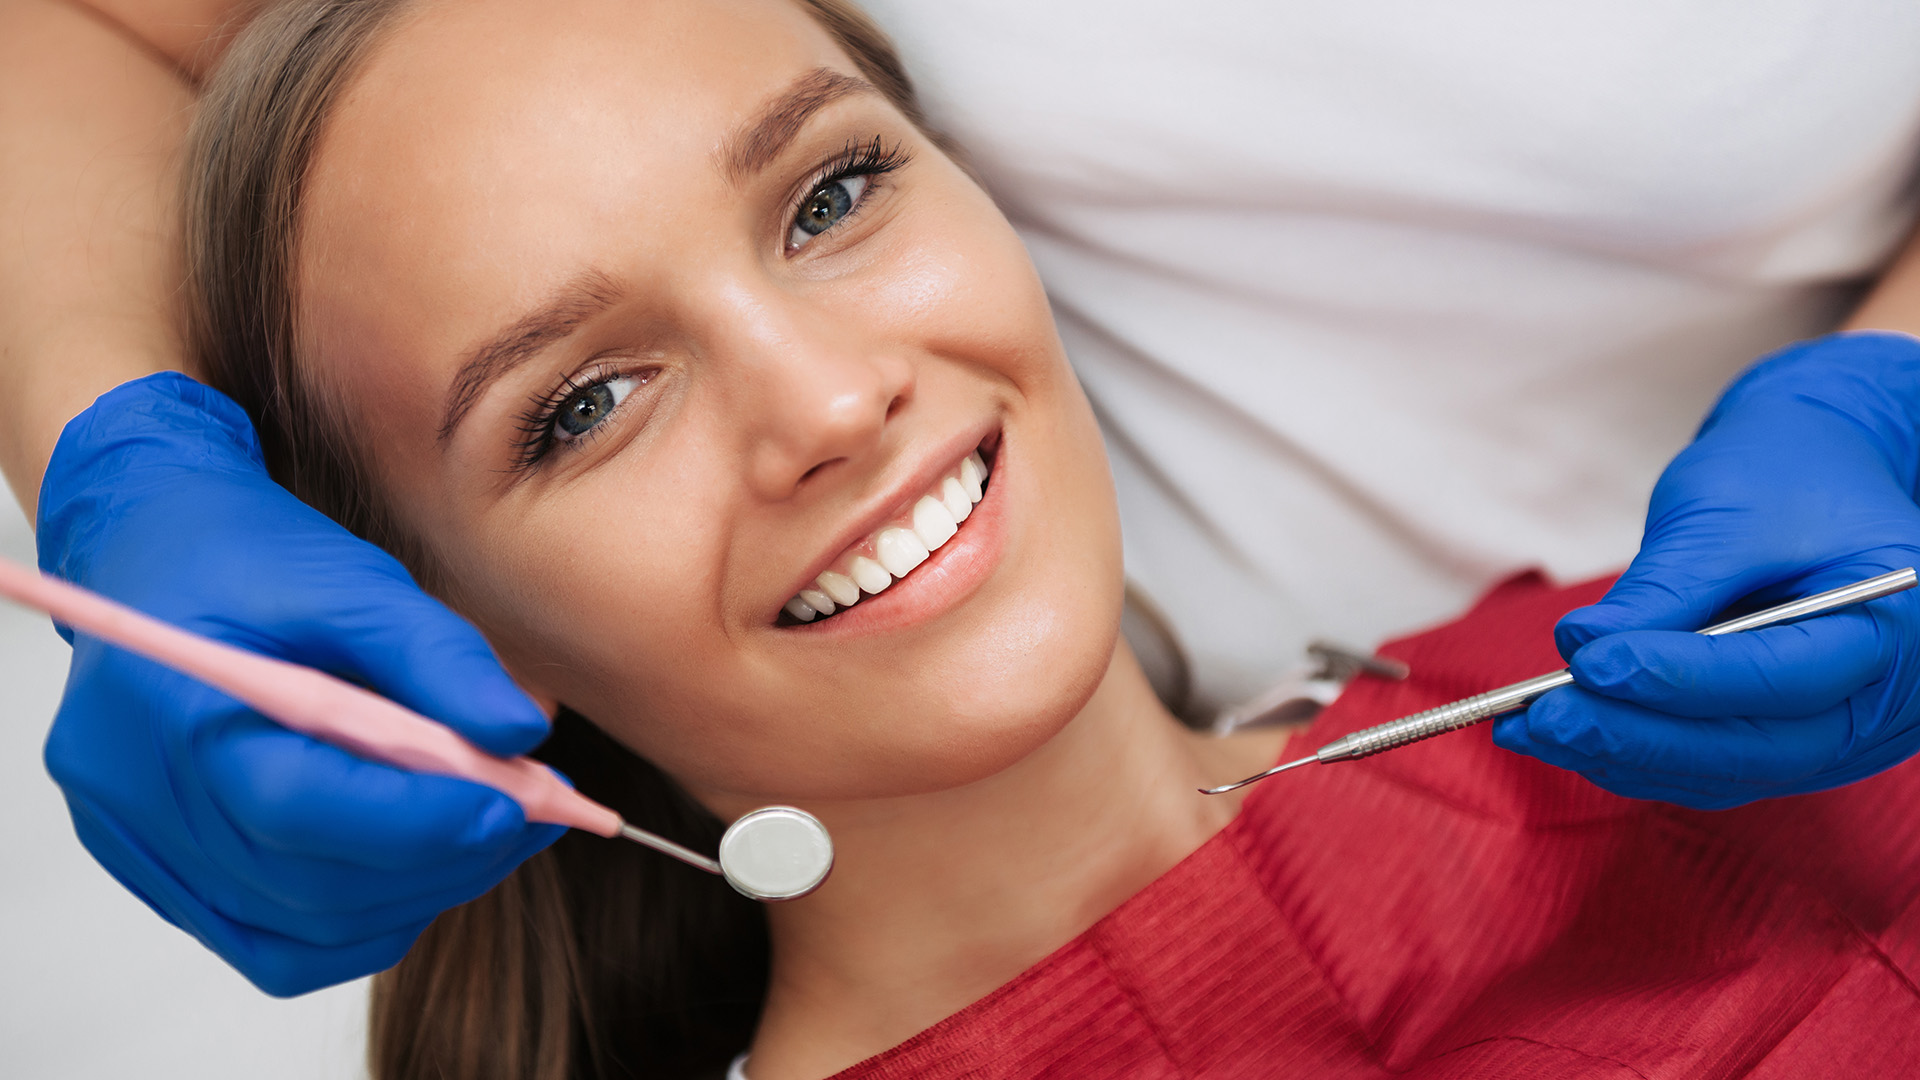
[715,806,835,900]
[617,804,833,900]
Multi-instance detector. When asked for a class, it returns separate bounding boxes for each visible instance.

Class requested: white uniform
[860,0,1920,710]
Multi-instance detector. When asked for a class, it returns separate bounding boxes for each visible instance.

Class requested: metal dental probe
[1200,567,1919,795]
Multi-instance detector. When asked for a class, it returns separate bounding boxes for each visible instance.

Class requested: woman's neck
[745,643,1290,1080]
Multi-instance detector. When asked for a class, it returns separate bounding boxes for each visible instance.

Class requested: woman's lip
[776,435,1007,637]
[773,420,1002,614]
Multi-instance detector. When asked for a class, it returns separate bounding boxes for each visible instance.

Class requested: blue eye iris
[789,175,869,248]
[556,384,614,437]
[553,375,638,441]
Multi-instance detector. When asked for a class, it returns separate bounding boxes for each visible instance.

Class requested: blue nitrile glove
[1493,331,1920,810]
[35,372,564,995]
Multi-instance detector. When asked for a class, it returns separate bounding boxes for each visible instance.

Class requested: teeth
[959,453,985,502]
[849,555,892,595]
[875,527,930,577]
[940,477,972,522]
[911,495,958,550]
[784,446,994,622]
[815,571,860,607]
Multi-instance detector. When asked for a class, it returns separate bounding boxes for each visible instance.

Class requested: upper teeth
[783,449,991,623]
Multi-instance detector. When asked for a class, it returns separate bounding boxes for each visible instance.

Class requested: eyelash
[508,364,652,471]
[507,137,912,472]
[788,136,912,251]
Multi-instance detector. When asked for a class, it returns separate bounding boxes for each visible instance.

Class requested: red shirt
[832,574,1920,1078]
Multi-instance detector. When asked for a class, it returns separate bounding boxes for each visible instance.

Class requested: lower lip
[778,448,1009,638]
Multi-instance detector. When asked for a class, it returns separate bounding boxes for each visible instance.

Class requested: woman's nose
[723,297,916,499]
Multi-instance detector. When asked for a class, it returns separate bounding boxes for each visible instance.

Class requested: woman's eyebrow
[436,70,878,444]
[720,67,878,184]
[438,269,623,442]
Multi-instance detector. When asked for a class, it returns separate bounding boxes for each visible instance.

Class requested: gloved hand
[36,372,564,995]
[1493,331,1920,810]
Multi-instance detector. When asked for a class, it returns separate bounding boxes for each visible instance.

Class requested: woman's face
[296,0,1122,809]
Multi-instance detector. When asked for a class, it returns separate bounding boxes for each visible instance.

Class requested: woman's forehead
[296,0,862,376]
[313,0,848,224]
[364,0,836,116]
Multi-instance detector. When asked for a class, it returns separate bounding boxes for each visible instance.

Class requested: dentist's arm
[0,0,202,512]
[1495,224,1920,808]
[2,0,562,995]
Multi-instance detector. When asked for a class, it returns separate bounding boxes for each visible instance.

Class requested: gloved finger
[274,823,560,949]
[1486,732,1761,810]
[67,796,433,995]
[1487,709,1701,790]
[1567,611,1892,719]
[58,675,557,941]
[1495,710,1918,811]
[192,719,564,930]
[62,793,195,933]
[225,916,435,998]
[196,717,556,872]
[1555,547,1916,661]
[282,572,551,758]
[1782,730,1920,795]
[1492,707,1783,809]
[102,734,558,950]
[1493,685,1855,789]
[1552,524,1781,659]
[191,831,555,950]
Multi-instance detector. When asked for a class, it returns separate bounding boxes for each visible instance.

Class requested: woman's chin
[756,635,1121,803]
[888,705,1094,796]
[615,502,1128,806]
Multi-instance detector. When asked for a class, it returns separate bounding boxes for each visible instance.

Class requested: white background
[0,499,367,1079]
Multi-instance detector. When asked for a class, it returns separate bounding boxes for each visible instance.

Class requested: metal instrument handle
[1314,567,1917,764]
[1316,671,1574,762]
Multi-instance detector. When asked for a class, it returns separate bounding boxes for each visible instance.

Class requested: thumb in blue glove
[1493,331,1920,810]
[38,372,564,995]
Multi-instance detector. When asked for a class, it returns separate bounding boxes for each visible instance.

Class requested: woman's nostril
[886,393,907,419]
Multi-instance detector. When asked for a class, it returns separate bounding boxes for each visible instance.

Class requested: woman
[11,0,1920,1025]
[169,1,1920,1077]
[185,0,1287,1075]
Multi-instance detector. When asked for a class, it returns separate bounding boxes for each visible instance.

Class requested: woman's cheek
[873,188,1054,348]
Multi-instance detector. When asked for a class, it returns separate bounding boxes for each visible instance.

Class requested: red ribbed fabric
[831,573,1920,1079]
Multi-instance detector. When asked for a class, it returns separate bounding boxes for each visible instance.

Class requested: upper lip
[776,420,1000,616]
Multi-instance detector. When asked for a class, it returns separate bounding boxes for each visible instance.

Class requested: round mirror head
[718,806,834,901]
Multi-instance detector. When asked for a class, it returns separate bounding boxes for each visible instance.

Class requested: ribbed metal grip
[1316,671,1575,762]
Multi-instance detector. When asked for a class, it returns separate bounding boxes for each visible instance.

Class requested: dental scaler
[0,556,833,902]
[1202,567,1918,796]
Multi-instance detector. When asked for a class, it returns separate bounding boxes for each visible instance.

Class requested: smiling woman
[174,2,1920,1080]
[182,0,1270,1077]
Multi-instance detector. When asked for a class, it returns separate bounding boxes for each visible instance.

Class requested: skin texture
[291,1,1285,1074]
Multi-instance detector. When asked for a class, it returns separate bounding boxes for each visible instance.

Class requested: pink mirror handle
[0,557,621,837]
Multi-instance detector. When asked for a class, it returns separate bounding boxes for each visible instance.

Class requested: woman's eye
[789,175,870,249]
[553,374,640,441]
